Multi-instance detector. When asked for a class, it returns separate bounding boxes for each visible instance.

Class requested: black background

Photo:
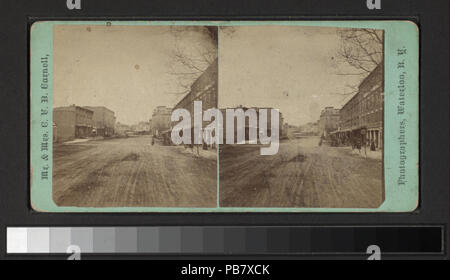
[0,0,448,260]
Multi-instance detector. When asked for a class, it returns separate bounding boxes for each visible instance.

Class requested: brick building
[332,64,384,149]
[53,105,94,142]
[319,107,340,137]
[172,58,218,145]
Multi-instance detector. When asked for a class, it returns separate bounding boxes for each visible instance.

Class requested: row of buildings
[53,105,116,142]
[52,58,282,145]
[143,58,218,146]
[116,57,286,146]
[169,58,285,146]
[319,64,384,150]
[136,58,217,146]
[115,121,153,135]
[298,122,320,136]
[170,58,218,146]
[53,104,166,143]
[52,59,218,144]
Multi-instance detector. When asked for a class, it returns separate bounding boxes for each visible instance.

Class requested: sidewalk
[62,136,105,145]
[62,138,91,144]
[348,147,382,160]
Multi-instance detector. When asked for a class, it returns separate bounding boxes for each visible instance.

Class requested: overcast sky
[219,25,370,126]
[53,24,216,124]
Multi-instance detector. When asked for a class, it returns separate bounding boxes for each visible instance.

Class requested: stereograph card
[29,21,419,212]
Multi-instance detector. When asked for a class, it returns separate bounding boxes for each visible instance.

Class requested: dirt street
[53,135,217,207]
[219,136,384,208]
[53,135,383,209]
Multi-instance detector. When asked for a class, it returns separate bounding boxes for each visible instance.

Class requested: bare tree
[333,28,383,98]
[336,28,383,75]
[167,26,218,96]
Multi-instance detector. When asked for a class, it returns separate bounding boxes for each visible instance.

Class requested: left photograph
[50,25,218,207]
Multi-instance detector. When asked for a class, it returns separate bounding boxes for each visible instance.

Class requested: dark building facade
[172,58,218,145]
[53,105,94,142]
[83,106,116,137]
[332,64,384,149]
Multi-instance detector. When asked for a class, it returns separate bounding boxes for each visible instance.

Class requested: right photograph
[218,25,385,208]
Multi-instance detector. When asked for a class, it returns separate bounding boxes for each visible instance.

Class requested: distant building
[115,122,131,135]
[135,121,151,133]
[319,107,340,137]
[332,64,384,149]
[83,106,116,137]
[284,124,301,139]
[172,58,218,145]
[53,105,94,142]
[152,106,172,136]
[299,121,320,136]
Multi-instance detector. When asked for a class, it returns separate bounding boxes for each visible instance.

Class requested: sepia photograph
[218,25,384,208]
[51,24,218,207]
[31,22,394,211]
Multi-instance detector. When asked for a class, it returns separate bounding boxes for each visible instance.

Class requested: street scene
[51,25,218,207]
[49,24,385,210]
[218,26,384,208]
[219,137,383,208]
[53,135,216,207]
